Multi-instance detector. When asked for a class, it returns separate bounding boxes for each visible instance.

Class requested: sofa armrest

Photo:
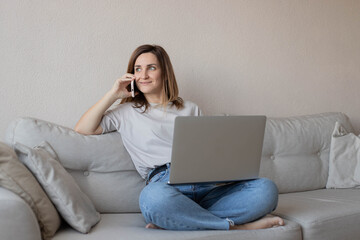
[0,187,41,240]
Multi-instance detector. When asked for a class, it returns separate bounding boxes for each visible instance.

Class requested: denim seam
[151,211,195,230]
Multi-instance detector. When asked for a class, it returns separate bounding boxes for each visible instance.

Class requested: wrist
[105,91,119,103]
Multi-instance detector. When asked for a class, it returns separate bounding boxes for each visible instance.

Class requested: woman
[75,44,284,230]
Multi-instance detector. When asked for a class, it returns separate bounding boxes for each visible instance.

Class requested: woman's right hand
[108,73,137,100]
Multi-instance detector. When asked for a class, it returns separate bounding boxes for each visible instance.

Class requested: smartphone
[131,80,135,97]
[129,80,139,98]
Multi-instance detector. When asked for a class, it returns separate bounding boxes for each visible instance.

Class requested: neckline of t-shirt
[149,102,172,106]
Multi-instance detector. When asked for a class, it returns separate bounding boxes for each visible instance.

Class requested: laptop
[168,115,266,184]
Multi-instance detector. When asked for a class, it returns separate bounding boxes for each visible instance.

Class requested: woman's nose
[140,70,148,79]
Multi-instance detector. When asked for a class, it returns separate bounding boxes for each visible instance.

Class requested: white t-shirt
[100,100,202,179]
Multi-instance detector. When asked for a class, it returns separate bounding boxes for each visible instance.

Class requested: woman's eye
[135,68,141,72]
[150,66,156,70]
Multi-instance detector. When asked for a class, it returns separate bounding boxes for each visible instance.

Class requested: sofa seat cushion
[274,189,360,240]
[53,213,301,240]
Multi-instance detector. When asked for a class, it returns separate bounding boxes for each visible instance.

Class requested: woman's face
[134,52,163,102]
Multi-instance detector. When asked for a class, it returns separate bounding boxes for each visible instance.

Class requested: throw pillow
[14,141,101,233]
[0,141,60,240]
[326,122,360,188]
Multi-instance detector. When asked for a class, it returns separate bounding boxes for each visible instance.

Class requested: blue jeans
[139,166,278,230]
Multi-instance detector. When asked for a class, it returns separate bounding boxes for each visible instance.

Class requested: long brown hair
[120,44,184,112]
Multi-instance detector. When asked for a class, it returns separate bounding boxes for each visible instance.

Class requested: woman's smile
[139,81,152,85]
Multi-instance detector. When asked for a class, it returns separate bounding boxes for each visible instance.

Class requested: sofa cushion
[14,141,101,233]
[327,122,360,188]
[259,112,354,193]
[52,213,302,240]
[274,189,360,240]
[0,141,60,239]
[5,117,144,213]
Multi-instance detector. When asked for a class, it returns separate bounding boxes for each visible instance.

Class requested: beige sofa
[1,112,360,240]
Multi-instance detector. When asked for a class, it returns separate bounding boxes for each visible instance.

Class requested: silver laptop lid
[168,115,266,184]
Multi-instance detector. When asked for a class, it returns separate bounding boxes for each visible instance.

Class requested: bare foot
[145,223,163,229]
[230,215,284,230]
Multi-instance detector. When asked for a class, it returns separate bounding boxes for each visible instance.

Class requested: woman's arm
[74,91,117,135]
[74,74,136,135]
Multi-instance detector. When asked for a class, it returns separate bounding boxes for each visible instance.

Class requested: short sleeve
[99,110,120,134]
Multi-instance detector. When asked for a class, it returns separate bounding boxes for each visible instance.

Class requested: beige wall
[1,0,360,140]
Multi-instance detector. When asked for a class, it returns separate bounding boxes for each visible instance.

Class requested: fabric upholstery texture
[274,189,360,240]
[326,122,360,188]
[259,112,354,193]
[0,187,42,240]
[53,213,302,240]
[14,141,101,233]
[5,117,142,213]
[0,141,60,239]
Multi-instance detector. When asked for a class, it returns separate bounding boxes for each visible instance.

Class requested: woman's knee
[259,178,278,194]
[139,182,175,216]
[254,178,279,211]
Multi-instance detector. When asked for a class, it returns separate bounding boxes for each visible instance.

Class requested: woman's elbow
[74,126,91,135]
[74,127,86,135]
[74,126,102,135]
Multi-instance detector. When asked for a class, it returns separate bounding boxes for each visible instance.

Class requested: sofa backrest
[4,112,354,213]
[5,117,144,213]
[259,112,353,193]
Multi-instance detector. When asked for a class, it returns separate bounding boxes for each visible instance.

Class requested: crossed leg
[140,178,284,230]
